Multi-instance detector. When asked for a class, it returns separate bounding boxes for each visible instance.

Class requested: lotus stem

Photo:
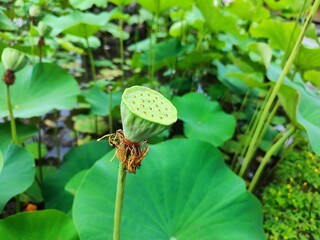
[239,0,320,177]
[119,7,125,84]
[85,37,96,81]
[5,85,18,144]
[248,125,295,192]
[113,162,127,240]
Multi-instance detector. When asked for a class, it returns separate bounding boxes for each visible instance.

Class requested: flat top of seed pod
[122,86,177,126]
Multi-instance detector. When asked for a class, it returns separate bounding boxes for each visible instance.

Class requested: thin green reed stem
[239,0,320,177]
[85,37,96,81]
[113,162,127,240]
[6,85,18,144]
[37,120,43,185]
[234,88,272,172]
[108,86,113,133]
[119,7,125,84]
[248,125,295,192]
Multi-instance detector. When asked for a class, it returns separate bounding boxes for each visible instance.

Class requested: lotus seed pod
[38,21,52,37]
[121,86,177,142]
[1,48,27,72]
[29,5,41,17]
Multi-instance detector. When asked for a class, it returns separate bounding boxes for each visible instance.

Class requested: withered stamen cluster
[99,130,149,173]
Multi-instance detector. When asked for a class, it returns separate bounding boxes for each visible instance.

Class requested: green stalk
[108,86,113,133]
[119,7,125,84]
[150,1,159,83]
[85,37,99,133]
[85,37,96,81]
[6,85,18,144]
[233,89,272,172]
[238,0,319,177]
[248,125,295,192]
[37,120,43,185]
[6,84,20,212]
[113,162,127,240]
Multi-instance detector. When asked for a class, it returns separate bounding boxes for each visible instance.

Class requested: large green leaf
[0,144,35,212]
[82,87,122,116]
[42,11,111,37]
[0,151,3,174]
[73,139,265,239]
[173,92,235,146]
[137,0,193,14]
[0,122,38,149]
[227,0,269,22]
[0,63,80,118]
[140,38,187,66]
[69,0,108,10]
[0,209,79,240]
[43,141,112,212]
[0,10,17,31]
[196,0,243,38]
[267,64,320,155]
[294,46,320,70]
[249,19,300,51]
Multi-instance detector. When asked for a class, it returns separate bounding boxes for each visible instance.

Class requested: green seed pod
[1,47,27,72]
[29,5,41,17]
[38,21,52,37]
[121,86,177,142]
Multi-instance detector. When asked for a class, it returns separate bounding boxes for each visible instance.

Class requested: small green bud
[121,86,177,142]
[1,47,27,72]
[29,5,41,17]
[38,21,52,37]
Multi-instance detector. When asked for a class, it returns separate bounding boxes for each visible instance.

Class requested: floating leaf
[43,141,112,212]
[173,92,235,146]
[73,139,265,239]
[0,144,35,212]
[0,63,80,118]
[303,70,320,88]
[0,210,79,240]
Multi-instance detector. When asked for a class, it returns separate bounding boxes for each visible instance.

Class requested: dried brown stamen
[98,130,149,173]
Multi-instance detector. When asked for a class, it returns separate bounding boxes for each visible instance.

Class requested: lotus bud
[1,48,27,85]
[121,86,177,142]
[1,48,27,72]
[38,21,52,37]
[29,5,41,17]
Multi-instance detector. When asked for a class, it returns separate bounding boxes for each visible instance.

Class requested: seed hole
[153,100,155,102]
[155,96,158,100]
[143,111,147,114]
[161,102,163,104]
[148,94,150,96]
[165,108,168,111]
[140,93,143,96]
[151,114,154,117]
[137,108,139,111]
[132,100,136,104]
[150,107,152,110]
[133,95,136,98]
